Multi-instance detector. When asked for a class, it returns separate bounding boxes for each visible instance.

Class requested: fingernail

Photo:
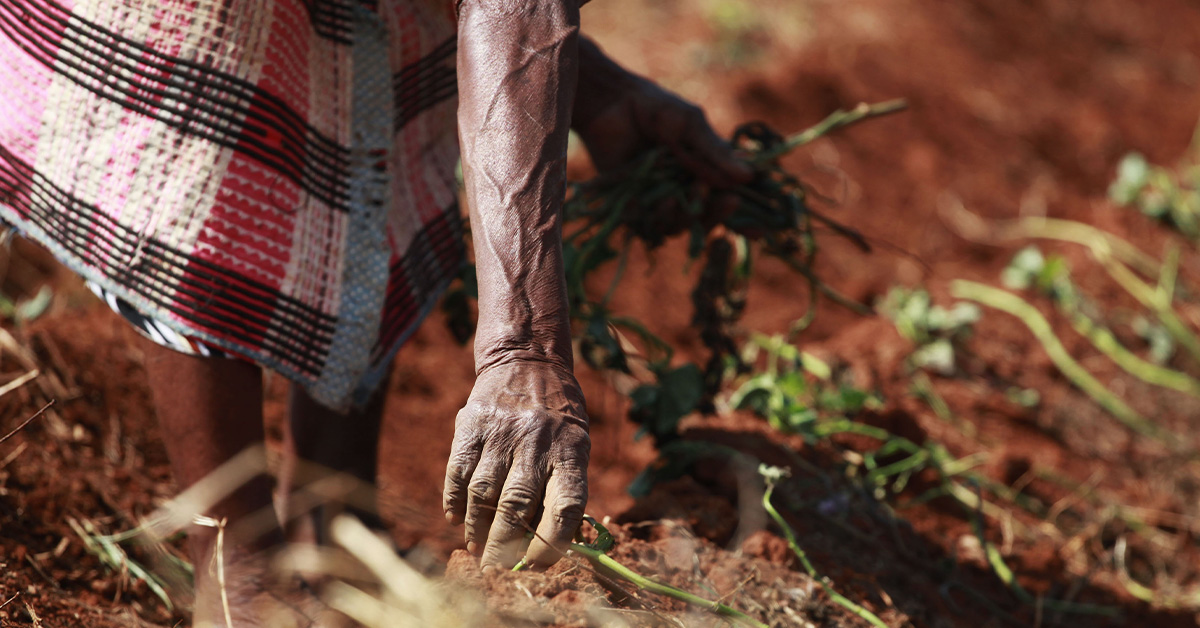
[467,541,479,555]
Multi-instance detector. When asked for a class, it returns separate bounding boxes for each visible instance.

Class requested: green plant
[879,286,980,374]
[446,100,905,449]
[0,285,52,324]
[540,516,771,628]
[729,332,879,437]
[941,204,1200,367]
[760,465,889,628]
[951,280,1174,442]
[1002,246,1200,397]
[68,517,189,611]
[1109,137,1200,239]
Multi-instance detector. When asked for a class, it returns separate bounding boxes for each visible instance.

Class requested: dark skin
[145,1,750,623]
[446,0,751,571]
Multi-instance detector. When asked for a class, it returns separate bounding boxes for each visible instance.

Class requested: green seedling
[68,517,187,611]
[952,280,1177,443]
[760,465,889,627]
[520,515,771,628]
[880,286,980,375]
[1003,246,1200,397]
[729,333,880,438]
[1109,130,1200,239]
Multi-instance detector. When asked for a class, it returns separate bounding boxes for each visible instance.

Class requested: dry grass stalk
[24,601,42,628]
[0,368,37,400]
[0,399,53,446]
[144,446,268,542]
[193,515,233,628]
[274,515,486,628]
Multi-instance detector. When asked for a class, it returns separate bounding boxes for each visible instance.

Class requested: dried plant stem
[0,399,53,446]
[0,369,38,400]
[194,515,232,628]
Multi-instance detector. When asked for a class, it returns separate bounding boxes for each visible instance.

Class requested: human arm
[442,0,588,570]
[573,37,753,222]
[442,4,752,571]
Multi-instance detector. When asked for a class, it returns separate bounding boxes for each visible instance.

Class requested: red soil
[3,0,1200,626]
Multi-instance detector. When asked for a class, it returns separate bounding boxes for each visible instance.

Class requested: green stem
[1098,254,1200,366]
[755,99,909,164]
[567,542,768,628]
[951,280,1175,443]
[1057,298,1200,397]
[986,215,1200,365]
[762,479,890,628]
[1002,217,1161,276]
[964,488,1120,617]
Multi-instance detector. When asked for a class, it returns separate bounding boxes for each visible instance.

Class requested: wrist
[473,296,574,375]
[573,37,643,134]
[474,331,574,375]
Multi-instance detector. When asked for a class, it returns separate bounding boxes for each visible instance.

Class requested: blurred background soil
[3,0,1200,626]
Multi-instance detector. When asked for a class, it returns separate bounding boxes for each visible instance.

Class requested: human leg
[138,333,279,559]
[278,375,389,545]
[137,335,306,626]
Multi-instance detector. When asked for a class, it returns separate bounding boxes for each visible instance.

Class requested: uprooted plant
[444,99,906,449]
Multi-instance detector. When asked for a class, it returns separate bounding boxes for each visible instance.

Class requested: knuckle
[454,406,475,425]
[445,458,475,482]
[467,478,500,502]
[496,484,540,520]
[553,498,586,522]
[555,438,591,465]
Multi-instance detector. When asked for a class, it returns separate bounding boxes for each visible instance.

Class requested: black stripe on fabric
[376,237,463,346]
[303,0,355,44]
[393,35,457,86]
[396,73,457,130]
[0,1,354,211]
[393,36,459,129]
[374,207,464,349]
[5,183,331,375]
[2,173,332,374]
[97,282,230,360]
[0,147,336,332]
[8,1,352,168]
[0,145,335,375]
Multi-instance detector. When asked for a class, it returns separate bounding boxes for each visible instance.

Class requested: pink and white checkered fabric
[0,0,464,410]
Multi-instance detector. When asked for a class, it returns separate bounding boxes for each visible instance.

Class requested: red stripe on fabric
[259,0,311,122]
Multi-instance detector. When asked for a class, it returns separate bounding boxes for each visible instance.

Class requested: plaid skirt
[0,0,465,410]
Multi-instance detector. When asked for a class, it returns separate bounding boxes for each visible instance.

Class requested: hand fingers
[442,411,483,526]
[463,446,511,556]
[524,462,588,569]
[684,113,754,189]
[480,457,547,569]
[702,191,742,231]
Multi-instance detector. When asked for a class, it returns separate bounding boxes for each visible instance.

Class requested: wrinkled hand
[443,361,590,569]
[575,75,754,232]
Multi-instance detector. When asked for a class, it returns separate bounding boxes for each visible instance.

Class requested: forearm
[572,37,641,134]
[456,0,581,374]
